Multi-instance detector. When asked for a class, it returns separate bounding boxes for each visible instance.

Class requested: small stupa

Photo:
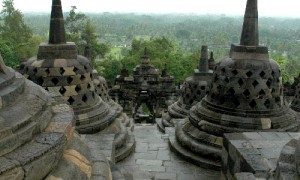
[158,46,213,132]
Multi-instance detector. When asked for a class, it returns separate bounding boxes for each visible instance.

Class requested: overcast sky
[6,0,300,17]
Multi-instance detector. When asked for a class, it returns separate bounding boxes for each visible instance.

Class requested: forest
[1,0,300,85]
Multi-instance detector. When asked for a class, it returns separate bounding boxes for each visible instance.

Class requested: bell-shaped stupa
[0,49,113,179]
[168,0,300,170]
[158,46,213,132]
[23,0,134,162]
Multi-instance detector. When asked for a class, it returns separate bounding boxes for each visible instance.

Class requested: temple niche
[22,0,134,163]
[157,45,213,132]
[111,48,176,122]
[168,0,300,171]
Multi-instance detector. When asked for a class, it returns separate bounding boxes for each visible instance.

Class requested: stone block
[136,159,163,166]
[234,172,256,180]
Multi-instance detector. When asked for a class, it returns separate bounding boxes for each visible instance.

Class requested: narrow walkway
[116,124,220,180]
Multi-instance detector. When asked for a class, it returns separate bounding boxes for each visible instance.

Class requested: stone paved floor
[116,124,221,180]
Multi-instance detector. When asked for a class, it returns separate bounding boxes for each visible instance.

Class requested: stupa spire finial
[240,0,259,46]
[49,0,66,44]
[198,45,208,73]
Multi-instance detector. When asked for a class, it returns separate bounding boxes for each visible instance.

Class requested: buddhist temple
[22,0,134,162]
[168,0,300,170]
[112,48,176,120]
[157,46,213,132]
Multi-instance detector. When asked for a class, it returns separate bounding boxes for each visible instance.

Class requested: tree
[0,40,18,67]
[0,0,34,66]
[65,7,110,64]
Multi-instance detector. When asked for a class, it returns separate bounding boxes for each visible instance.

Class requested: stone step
[0,69,15,89]
[0,76,25,107]
[76,107,119,134]
[115,133,135,163]
[167,127,221,170]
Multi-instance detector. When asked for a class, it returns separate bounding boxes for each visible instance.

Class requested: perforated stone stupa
[168,0,300,170]
[157,46,213,132]
[0,51,113,179]
[23,0,134,162]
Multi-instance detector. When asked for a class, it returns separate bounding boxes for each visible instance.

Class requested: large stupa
[0,47,117,179]
[168,0,300,170]
[23,0,134,162]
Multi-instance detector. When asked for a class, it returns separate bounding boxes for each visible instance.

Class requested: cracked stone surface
[116,124,220,180]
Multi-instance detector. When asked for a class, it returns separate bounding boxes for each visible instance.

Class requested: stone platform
[222,132,300,179]
[116,124,220,180]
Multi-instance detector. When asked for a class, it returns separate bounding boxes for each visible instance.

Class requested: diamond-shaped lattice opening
[227,87,235,96]
[214,75,219,81]
[232,98,240,107]
[67,76,73,84]
[82,95,88,102]
[51,78,59,85]
[217,85,222,90]
[243,89,251,98]
[74,67,79,73]
[84,65,88,70]
[92,92,95,98]
[87,83,91,89]
[221,68,226,73]
[45,68,50,74]
[264,99,271,108]
[33,68,37,74]
[201,86,206,90]
[249,100,257,108]
[80,75,86,81]
[277,78,280,83]
[197,90,201,95]
[224,77,229,83]
[45,87,49,91]
[275,97,281,103]
[36,77,44,86]
[60,67,65,75]
[238,79,244,86]
[259,71,266,78]
[59,86,67,95]
[219,97,225,104]
[246,71,253,77]
[259,89,266,96]
[67,97,75,105]
[266,79,272,88]
[75,85,81,92]
[252,80,259,88]
[189,99,194,104]
[232,69,238,75]
[271,71,275,76]
[211,93,216,99]
[272,88,276,93]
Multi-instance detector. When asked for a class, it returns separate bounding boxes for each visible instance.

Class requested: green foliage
[99,36,199,84]
[65,7,110,64]
[0,0,36,67]
[0,40,18,67]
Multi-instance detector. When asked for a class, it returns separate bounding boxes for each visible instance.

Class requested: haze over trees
[1,0,300,84]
